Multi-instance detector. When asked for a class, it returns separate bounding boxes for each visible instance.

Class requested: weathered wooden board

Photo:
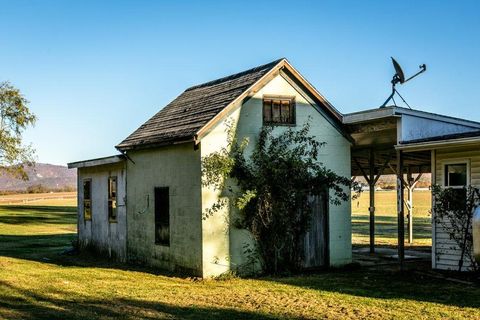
[301,193,328,268]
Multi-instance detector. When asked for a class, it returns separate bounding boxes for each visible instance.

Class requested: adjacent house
[68,58,353,277]
[397,130,480,270]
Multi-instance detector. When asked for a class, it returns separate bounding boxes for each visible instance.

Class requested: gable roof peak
[184,58,286,92]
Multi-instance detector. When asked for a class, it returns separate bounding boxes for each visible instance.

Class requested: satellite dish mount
[380,57,426,109]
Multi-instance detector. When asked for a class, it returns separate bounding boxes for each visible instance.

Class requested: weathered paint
[77,162,127,261]
[200,74,352,276]
[125,144,203,276]
[432,145,480,271]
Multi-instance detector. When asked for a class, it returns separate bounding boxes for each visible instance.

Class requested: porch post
[396,150,405,270]
[369,148,375,253]
[406,167,413,244]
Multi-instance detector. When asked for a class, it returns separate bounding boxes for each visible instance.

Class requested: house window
[154,187,170,246]
[263,96,295,125]
[83,179,92,221]
[444,162,468,211]
[444,163,467,188]
[108,177,117,222]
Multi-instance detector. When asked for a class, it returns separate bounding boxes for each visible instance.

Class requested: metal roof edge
[393,107,480,128]
[395,136,480,152]
[67,155,126,169]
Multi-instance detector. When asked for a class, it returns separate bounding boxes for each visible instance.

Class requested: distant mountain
[0,163,77,192]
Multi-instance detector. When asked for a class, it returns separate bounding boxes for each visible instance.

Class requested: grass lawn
[352,190,432,248]
[1,198,479,319]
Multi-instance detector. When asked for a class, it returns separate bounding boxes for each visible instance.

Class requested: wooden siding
[434,145,480,270]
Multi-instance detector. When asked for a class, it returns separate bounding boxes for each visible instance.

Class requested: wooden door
[301,193,329,268]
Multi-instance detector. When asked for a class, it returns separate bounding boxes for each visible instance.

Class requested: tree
[202,121,359,274]
[0,81,36,180]
[432,185,479,272]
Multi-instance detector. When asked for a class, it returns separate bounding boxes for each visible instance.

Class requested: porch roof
[345,106,480,176]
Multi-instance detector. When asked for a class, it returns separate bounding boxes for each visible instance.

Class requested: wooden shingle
[116,59,284,151]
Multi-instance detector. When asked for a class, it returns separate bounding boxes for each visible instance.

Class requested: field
[352,190,432,248]
[0,192,76,206]
[1,195,480,319]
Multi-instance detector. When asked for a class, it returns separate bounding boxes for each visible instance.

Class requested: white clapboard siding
[434,146,480,271]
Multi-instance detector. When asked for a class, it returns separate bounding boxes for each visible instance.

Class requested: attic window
[263,96,295,125]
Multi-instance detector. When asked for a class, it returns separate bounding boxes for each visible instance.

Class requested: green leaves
[202,119,354,274]
[432,185,479,271]
[0,82,36,180]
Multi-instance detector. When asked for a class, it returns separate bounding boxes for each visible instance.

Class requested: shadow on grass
[268,269,480,310]
[0,205,76,225]
[0,281,274,320]
[352,214,432,240]
[0,233,186,277]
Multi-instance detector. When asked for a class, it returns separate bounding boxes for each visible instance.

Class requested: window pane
[263,100,272,123]
[280,101,291,123]
[272,101,281,123]
[83,180,92,221]
[83,180,91,200]
[446,164,467,186]
[108,177,117,221]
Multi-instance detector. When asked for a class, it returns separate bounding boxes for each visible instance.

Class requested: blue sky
[1,0,479,165]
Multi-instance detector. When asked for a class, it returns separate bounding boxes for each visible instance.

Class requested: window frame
[442,159,470,189]
[83,179,92,221]
[108,176,118,223]
[262,95,296,126]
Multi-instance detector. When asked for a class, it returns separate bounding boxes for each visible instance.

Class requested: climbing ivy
[432,185,479,272]
[202,121,359,274]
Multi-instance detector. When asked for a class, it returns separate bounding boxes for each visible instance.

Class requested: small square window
[263,97,295,125]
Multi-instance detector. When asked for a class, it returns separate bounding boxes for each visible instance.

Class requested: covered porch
[344,106,480,269]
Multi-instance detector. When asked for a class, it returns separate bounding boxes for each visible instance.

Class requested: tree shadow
[267,269,480,309]
[0,233,191,278]
[0,205,76,225]
[0,281,275,320]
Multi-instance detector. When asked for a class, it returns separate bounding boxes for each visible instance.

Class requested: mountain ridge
[0,163,77,192]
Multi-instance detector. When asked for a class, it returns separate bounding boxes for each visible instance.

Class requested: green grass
[352,190,432,247]
[1,202,480,319]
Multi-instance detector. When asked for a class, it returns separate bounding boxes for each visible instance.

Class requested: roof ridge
[184,58,284,92]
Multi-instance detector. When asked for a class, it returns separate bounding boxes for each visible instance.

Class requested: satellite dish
[391,57,405,84]
[380,57,427,108]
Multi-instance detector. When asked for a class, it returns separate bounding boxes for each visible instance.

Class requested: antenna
[380,57,427,109]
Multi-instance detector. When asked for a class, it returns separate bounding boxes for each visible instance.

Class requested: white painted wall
[77,162,127,261]
[200,73,352,276]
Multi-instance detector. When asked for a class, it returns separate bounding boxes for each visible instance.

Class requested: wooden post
[369,149,375,253]
[406,167,413,244]
[404,167,422,244]
[396,150,405,270]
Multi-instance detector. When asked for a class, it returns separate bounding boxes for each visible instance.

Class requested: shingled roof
[116,58,344,151]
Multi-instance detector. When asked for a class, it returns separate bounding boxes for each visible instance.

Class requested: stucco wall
[126,143,203,276]
[200,74,352,276]
[77,162,127,261]
[433,145,480,271]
